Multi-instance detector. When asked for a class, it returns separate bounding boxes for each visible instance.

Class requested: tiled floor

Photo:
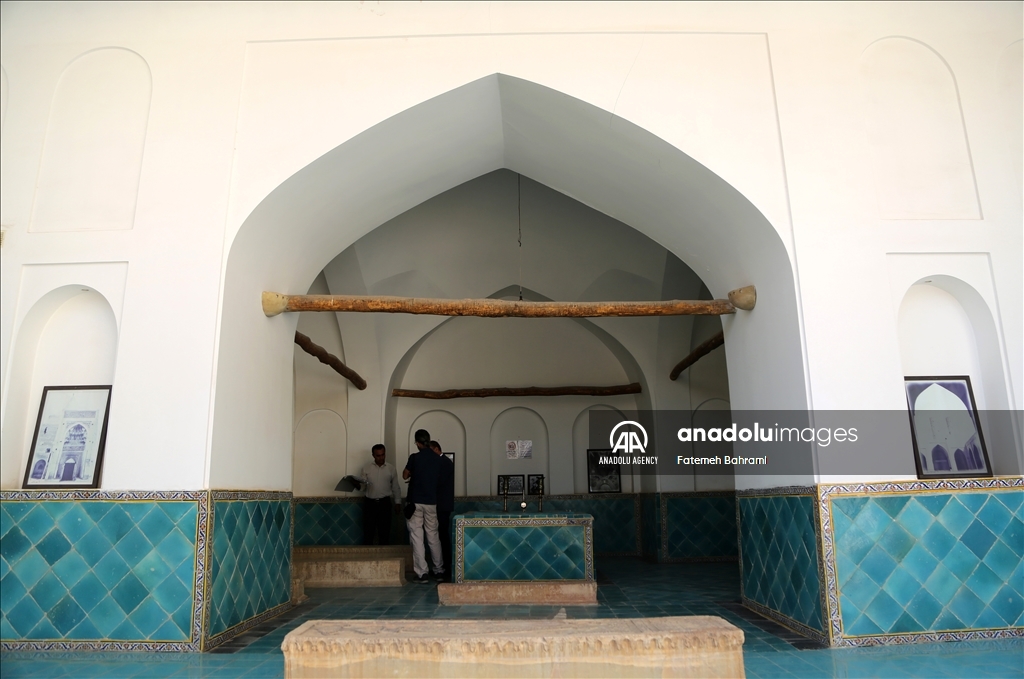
[2,558,1021,678]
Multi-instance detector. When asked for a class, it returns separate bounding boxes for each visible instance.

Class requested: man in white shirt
[359,444,402,545]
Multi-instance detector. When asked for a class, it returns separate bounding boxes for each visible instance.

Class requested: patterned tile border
[0,490,209,653]
[201,490,292,651]
[818,476,1024,647]
[658,491,737,563]
[735,487,831,643]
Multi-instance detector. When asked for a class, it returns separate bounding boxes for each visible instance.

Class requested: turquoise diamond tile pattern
[293,502,361,546]
[458,516,591,581]
[545,498,636,554]
[0,501,197,642]
[832,490,1023,636]
[208,501,290,637]
[666,495,738,559]
[739,495,824,633]
[641,494,660,560]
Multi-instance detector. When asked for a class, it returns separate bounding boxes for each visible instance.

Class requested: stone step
[294,557,406,588]
[282,616,745,678]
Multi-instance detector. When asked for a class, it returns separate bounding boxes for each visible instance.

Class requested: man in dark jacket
[430,440,455,580]
[403,429,445,583]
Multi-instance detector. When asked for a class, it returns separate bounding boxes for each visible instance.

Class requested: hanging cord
[518,173,523,301]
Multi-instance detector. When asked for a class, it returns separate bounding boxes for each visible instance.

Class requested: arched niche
[572,405,630,495]
[211,74,806,492]
[860,37,980,219]
[897,277,1020,475]
[293,272,348,428]
[489,407,548,496]
[1,287,118,488]
[292,409,347,497]
[407,411,467,497]
[31,48,152,232]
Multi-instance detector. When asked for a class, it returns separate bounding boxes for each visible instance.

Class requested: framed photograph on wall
[527,474,545,496]
[905,376,991,479]
[497,474,524,496]
[23,385,112,489]
[586,449,621,493]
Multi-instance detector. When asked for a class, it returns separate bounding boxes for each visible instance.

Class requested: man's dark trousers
[437,511,452,577]
[363,497,392,545]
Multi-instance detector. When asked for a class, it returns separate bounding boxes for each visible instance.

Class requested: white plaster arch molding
[292,409,347,498]
[211,74,806,491]
[896,276,1021,476]
[488,407,549,497]
[0,286,118,489]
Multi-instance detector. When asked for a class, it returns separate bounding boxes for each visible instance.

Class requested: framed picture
[587,449,621,493]
[23,385,112,489]
[443,452,454,464]
[905,376,991,479]
[497,474,524,496]
[527,474,545,496]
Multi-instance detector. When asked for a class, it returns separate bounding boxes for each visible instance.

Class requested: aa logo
[610,421,648,454]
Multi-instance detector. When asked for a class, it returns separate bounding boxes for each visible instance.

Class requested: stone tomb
[292,545,412,592]
[282,617,745,678]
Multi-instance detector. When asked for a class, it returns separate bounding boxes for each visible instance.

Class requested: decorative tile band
[0,490,209,653]
[819,477,1023,647]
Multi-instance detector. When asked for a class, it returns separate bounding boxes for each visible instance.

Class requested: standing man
[430,440,455,581]
[403,429,445,583]
[359,444,402,545]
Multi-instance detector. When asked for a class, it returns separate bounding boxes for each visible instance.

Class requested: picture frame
[496,474,524,496]
[905,376,991,479]
[527,474,545,496]
[23,385,112,489]
[586,449,621,493]
[443,452,454,465]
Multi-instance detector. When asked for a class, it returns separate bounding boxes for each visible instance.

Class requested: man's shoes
[413,573,430,584]
[433,571,445,582]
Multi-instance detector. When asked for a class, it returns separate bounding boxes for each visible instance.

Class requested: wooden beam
[263,291,752,318]
[294,331,367,390]
[669,331,725,381]
[392,383,642,399]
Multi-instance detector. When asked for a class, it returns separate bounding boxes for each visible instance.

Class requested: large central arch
[211,74,806,490]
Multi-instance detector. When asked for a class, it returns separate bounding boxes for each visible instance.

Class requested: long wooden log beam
[294,331,367,390]
[670,331,725,381]
[263,287,755,318]
[392,383,642,399]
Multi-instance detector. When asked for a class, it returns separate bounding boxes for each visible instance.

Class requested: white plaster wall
[1,3,1019,491]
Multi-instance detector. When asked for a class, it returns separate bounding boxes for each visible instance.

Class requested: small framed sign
[587,449,621,493]
[905,376,991,479]
[497,474,524,496]
[527,474,545,496]
[23,385,112,489]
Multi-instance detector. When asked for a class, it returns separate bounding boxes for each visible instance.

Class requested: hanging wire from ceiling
[518,173,523,301]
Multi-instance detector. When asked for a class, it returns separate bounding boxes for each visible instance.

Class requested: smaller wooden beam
[294,331,367,390]
[392,384,642,399]
[670,331,725,381]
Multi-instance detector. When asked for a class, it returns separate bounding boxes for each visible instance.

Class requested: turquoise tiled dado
[208,500,290,637]
[1,501,197,642]
[641,494,660,560]
[293,501,361,546]
[832,490,1023,636]
[456,513,593,582]
[665,495,737,560]
[739,494,824,634]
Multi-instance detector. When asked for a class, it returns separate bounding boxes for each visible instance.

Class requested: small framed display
[497,474,524,496]
[587,449,621,493]
[23,385,112,489]
[905,376,991,479]
[527,474,545,496]
[443,452,454,465]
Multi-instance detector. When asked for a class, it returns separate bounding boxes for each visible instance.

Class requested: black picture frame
[527,474,545,496]
[23,385,112,489]
[443,452,454,465]
[586,449,621,493]
[905,375,992,479]
[497,474,524,496]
